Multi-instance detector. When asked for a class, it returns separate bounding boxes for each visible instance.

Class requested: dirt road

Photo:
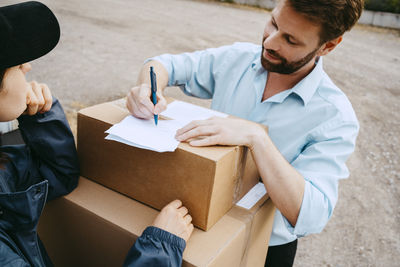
[2,0,399,265]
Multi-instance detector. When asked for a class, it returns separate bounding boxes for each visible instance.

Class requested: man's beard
[260,42,320,75]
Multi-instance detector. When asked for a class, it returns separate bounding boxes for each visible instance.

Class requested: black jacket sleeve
[123,226,186,267]
[16,98,79,200]
[0,243,30,267]
[0,229,30,267]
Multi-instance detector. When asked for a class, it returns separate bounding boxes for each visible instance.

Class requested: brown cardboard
[38,177,275,267]
[77,98,260,231]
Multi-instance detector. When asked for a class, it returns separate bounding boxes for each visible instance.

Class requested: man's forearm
[250,130,305,227]
[137,60,169,91]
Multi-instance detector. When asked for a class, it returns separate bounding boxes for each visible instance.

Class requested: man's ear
[318,36,343,56]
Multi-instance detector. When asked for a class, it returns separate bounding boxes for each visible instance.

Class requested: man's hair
[285,0,364,44]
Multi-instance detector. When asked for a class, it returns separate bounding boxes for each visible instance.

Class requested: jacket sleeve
[0,237,30,267]
[16,98,80,201]
[123,226,186,267]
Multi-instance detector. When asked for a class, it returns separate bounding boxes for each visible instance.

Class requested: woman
[0,2,192,266]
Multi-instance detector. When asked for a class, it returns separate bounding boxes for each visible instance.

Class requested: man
[126,0,363,266]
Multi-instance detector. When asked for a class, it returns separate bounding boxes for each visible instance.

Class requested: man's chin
[261,58,283,73]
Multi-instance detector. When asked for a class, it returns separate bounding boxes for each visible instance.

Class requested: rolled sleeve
[284,119,359,237]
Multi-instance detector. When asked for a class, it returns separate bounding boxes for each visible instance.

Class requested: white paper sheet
[161,100,228,124]
[236,182,267,210]
[105,116,186,152]
[105,100,228,152]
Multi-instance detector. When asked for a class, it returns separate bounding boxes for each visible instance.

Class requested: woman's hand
[152,200,194,242]
[24,81,52,115]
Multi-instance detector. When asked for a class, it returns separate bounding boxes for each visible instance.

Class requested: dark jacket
[124,226,186,267]
[0,98,185,267]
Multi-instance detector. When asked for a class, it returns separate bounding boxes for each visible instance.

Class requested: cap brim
[0,1,60,69]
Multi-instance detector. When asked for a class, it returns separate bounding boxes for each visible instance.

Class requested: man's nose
[263,31,280,52]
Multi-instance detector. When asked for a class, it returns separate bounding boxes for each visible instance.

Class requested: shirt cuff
[282,180,312,237]
[144,56,174,86]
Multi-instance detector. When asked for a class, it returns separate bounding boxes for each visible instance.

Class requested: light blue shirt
[151,42,359,246]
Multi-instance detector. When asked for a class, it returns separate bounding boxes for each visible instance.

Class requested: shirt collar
[291,57,324,106]
[253,55,324,106]
[251,56,262,72]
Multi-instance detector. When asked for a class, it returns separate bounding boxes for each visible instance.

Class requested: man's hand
[152,200,194,243]
[175,116,268,149]
[24,81,52,115]
[126,84,167,120]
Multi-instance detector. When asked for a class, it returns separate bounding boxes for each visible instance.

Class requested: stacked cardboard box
[37,98,276,266]
[38,177,275,267]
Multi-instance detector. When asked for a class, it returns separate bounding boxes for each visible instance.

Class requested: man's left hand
[175,117,267,148]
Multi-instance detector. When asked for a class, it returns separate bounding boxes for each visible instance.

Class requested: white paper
[105,116,186,152]
[236,182,267,210]
[161,100,228,124]
[105,100,228,152]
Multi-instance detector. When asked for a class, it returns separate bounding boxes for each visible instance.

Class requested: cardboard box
[38,177,275,267]
[77,99,260,231]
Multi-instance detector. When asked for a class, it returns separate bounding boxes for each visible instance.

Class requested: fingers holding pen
[127,84,154,119]
[126,83,168,119]
[154,91,167,115]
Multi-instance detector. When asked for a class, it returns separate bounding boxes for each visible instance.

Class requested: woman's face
[0,63,31,121]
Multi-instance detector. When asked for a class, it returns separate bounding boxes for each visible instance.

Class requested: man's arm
[250,127,305,226]
[175,116,303,226]
[127,44,238,119]
[175,116,358,231]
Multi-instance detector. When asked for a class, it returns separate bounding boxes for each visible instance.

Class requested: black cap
[0,1,60,69]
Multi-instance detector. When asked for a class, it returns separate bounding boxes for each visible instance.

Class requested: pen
[150,66,158,125]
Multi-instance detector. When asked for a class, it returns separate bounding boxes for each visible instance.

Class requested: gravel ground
[2,0,399,266]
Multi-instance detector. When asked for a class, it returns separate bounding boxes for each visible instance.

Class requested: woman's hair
[0,68,10,169]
